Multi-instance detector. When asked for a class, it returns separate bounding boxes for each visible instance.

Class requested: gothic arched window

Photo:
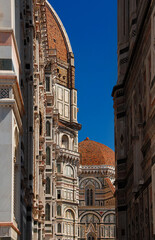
[39,112,42,136]
[46,121,50,137]
[104,214,115,223]
[57,223,61,233]
[45,203,50,221]
[62,135,69,149]
[46,76,50,92]
[81,213,100,224]
[57,205,61,216]
[86,189,89,206]
[88,236,95,240]
[103,214,116,238]
[46,177,50,194]
[65,210,74,236]
[66,165,74,177]
[46,147,50,165]
[86,188,94,206]
[90,189,93,205]
[65,210,74,220]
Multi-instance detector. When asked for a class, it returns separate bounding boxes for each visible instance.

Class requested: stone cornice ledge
[79,165,115,176]
[0,75,25,116]
[0,99,22,133]
[80,165,115,171]
[0,222,20,235]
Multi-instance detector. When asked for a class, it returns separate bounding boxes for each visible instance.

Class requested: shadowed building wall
[112,1,155,239]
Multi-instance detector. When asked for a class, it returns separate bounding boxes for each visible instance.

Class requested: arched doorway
[87,233,95,240]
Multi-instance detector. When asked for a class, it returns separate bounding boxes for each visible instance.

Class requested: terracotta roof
[105,178,115,194]
[78,137,115,166]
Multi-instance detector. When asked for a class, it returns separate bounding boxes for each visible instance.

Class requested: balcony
[59,148,80,161]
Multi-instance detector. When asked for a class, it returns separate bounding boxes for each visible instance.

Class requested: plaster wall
[0,0,11,28]
[0,46,12,59]
[0,108,13,222]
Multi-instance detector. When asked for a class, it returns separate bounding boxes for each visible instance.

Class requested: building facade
[33,1,81,239]
[0,0,81,239]
[0,1,115,240]
[0,0,33,239]
[113,1,155,240]
[78,138,116,240]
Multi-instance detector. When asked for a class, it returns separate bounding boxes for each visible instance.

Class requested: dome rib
[46,0,73,53]
[78,138,115,166]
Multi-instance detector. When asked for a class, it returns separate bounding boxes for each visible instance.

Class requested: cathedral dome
[79,137,115,166]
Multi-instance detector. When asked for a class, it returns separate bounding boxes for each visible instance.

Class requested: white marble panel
[0,0,11,28]
[64,89,69,103]
[58,87,63,101]
[58,102,63,116]
[64,104,69,118]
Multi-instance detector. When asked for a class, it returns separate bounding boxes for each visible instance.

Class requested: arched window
[86,188,94,206]
[90,189,93,205]
[46,147,50,165]
[62,135,69,149]
[46,177,50,194]
[57,223,61,233]
[65,210,74,237]
[57,205,61,216]
[66,165,73,177]
[88,236,95,240]
[104,214,116,238]
[46,76,50,92]
[86,189,89,206]
[46,121,50,137]
[104,214,115,223]
[65,210,74,220]
[45,203,50,221]
[57,190,61,199]
[81,213,100,224]
[39,112,42,136]
[57,163,61,173]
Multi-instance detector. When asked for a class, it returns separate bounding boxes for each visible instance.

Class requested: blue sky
[49,0,117,150]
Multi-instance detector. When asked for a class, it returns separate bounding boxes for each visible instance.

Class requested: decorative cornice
[0,75,25,116]
[80,165,115,171]
[0,99,22,133]
[0,222,21,235]
[79,165,115,178]
[58,148,80,161]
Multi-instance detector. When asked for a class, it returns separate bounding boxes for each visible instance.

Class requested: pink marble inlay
[0,32,12,46]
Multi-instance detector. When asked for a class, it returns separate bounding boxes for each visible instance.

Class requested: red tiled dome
[79,137,115,166]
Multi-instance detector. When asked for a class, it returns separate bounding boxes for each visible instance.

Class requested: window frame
[57,223,61,233]
[46,146,51,165]
[61,135,69,149]
[46,177,51,194]
[46,121,51,137]
[57,163,61,173]
[45,203,50,221]
[57,190,61,199]
[45,75,51,92]
[57,205,61,216]
[65,165,74,178]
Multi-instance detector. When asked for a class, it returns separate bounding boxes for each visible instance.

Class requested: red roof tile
[79,137,115,166]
